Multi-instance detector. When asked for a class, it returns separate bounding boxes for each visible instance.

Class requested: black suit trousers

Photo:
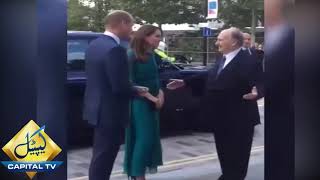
[202,91,255,180]
[213,123,254,180]
[89,124,124,180]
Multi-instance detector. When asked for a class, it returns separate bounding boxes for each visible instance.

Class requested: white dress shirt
[104,31,120,45]
[222,47,242,69]
[242,47,252,55]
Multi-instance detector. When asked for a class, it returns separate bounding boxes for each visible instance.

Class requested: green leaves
[118,0,206,25]
[68,0,93,31]
[218,0,264,29]
[67,0,264,32]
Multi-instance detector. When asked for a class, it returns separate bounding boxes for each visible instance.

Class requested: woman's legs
[130,117,156,176]
[130,102,157,177]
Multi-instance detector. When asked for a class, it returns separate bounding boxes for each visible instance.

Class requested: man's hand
[243,86,258,100]
[166,79,185,90]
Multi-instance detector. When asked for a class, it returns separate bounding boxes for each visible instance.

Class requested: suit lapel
[217,50,244,78]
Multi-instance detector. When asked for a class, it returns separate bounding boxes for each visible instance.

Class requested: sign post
[203,0,218,65]
[202,27,213,66]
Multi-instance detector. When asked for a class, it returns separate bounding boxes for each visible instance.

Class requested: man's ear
[232,42,237,47]
[232,39,240,47]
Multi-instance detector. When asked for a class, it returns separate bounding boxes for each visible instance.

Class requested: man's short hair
[104,10,133,27]
[229,27,244,47]
[242,32,251,38]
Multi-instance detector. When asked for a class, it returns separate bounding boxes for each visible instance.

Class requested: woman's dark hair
[130,24,161,61]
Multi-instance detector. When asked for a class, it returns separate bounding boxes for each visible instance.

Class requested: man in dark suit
[167,27,263,180]
[242,32,265,102]
[265,0,294,179]
[83,10,146,180]
[242,32,255,56]
[242,32,264,62]
[265,25,294,180]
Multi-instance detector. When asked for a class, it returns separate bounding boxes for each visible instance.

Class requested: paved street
[111,146,264,180]
[68,100,264,180]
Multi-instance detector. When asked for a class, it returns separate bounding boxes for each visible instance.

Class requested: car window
[67,39,89,71]
[158,60,183,72]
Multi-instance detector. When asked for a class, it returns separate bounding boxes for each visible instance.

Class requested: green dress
[124,50,163,177]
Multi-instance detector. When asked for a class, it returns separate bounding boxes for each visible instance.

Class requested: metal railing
[164,36,264,65]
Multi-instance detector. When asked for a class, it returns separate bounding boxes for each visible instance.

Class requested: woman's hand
[141,91,164,110]
[157,90,165,109]
[141,92,160,106]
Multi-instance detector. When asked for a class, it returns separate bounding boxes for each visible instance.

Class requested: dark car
[67,31,209,145]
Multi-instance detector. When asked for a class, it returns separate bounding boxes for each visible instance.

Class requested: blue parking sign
[202,27,213,37]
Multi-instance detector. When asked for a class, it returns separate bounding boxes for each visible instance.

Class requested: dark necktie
[216,56,226,76]
[248,48,252,55]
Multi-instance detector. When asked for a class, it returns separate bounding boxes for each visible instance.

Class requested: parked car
[67,31,209,145]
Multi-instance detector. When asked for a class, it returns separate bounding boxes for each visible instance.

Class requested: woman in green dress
[124,25,164,180]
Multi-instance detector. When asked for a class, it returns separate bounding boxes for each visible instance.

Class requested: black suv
[67,31,209,145]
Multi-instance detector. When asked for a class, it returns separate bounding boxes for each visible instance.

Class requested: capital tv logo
[2,120,62,179]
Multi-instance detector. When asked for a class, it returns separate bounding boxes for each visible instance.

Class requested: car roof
[67,31,103,38]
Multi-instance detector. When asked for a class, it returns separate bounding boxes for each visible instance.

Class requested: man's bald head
[215,27,244,54]
[229,27,244,47]
[243,32,252,48]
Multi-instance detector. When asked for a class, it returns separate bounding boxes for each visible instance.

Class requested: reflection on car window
[67,40,89,71]
[159,60,182,72]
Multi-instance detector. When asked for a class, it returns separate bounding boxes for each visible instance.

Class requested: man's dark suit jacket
[185,49,263,127]
[265,26,294,180]
[244,47,265,97]
[83,35,137,127]
[245,47,264,60]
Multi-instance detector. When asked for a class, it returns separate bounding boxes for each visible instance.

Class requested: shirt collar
[104,31,120,45]
[242,47,252,55]
[224,47,242,61]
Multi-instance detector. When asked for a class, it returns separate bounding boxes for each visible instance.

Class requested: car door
[67,35,98,145]
[158,61,201,133]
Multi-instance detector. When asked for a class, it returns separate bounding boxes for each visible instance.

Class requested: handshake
[134,86,165,109]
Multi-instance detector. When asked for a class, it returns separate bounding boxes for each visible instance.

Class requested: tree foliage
[218,0,264,29]
[117,0,207,26]
[68,0,264,32]
[68,0,93,31]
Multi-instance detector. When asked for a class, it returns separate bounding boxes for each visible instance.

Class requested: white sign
[207,0,218,19]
